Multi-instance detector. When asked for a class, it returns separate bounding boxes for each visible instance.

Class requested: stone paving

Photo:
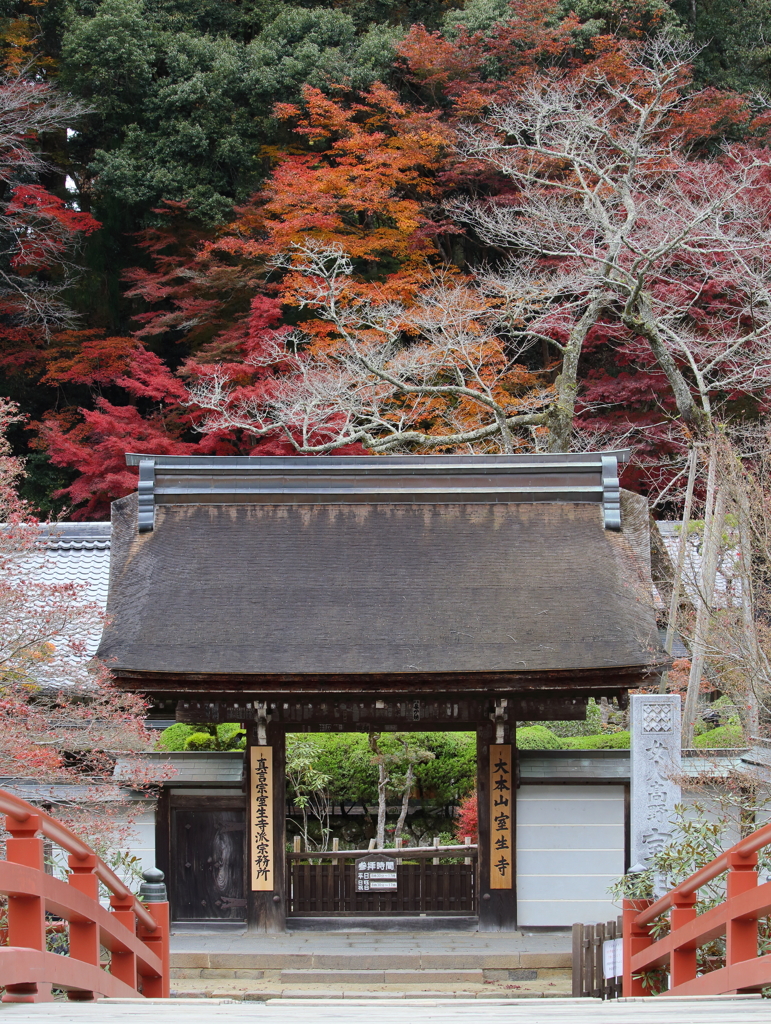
[2,995,768,1023]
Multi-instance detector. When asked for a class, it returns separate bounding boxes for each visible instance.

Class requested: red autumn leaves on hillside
[6,11,771,516]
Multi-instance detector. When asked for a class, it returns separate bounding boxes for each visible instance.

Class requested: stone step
[169,990,572,1001]
[170,951,571,972]
[283,970,486,984]
[170,966,569,983]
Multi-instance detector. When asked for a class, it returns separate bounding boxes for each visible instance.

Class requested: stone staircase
[168,932,572,1000]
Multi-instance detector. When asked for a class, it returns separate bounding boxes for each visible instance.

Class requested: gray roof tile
[24,523,111,655]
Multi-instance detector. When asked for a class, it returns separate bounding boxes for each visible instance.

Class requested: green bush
[184,731,217,750]
[515,725,561,749]
[217,723,246,749]
[156,722,245,751]
[155,722,195,751]
[691,725,746,749]
[561,731,631,749]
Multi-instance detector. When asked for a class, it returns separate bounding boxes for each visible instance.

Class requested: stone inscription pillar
[630,694,681,894]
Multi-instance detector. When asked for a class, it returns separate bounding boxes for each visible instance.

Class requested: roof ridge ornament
[601,454,622,530]
[127,451,629,532]
[137,459,155,533]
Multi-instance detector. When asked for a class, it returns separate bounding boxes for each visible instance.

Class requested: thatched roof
[98,455,663,685]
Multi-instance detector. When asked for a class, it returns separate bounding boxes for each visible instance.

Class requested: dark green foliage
[670,0,771,93]
[515,725,562,749]
[287,731,476,809]
[156,721,245,750]
[59,0,403,225]
[155,722,194,750]
[409,732,476,804]
[301,733,379,808]
[561,731,631,749]
[691,725,746,749]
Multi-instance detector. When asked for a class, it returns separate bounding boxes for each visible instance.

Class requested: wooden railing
[0,788,169,1003]
[623,820,771,996]
[287,844,478,916]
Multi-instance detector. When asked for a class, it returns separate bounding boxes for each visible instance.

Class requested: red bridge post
[109,891,139,990]
[622,898,652,997]
[67,853,100,1001]
[140,899,170,997]
[3,813,52,1003]
[670,891,697,988]
[726,847,759,982]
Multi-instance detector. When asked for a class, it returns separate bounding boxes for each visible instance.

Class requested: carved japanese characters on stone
[630,694,681,896]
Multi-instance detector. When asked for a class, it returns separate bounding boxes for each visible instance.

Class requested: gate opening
[284,730,478,918]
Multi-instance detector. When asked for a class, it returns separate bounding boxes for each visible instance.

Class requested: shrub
[155,722,194,751]
[217,723,246,749]
[157,722,246,751]
[691,725,746,749]
[184,731,217,750]
[561,731,630,749]
[515,725,561,749]
[453,792,478,843]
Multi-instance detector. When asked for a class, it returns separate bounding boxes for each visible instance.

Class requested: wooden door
[170,803,246,921]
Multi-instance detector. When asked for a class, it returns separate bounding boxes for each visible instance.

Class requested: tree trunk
[623,296,711,438]
[733,458,762,738]
[394,763,414,842]
[661,445,699,697]
[369,733,388,849]
[682,450,725,746]
[545,296,605,452]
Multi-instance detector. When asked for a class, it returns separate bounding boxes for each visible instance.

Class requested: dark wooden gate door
[170,801,246,921]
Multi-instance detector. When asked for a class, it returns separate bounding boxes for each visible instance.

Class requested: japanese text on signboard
[490,743,512,889]
[355,856,398,892]
[250,745,273,891]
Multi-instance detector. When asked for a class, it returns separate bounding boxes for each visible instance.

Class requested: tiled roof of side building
[656,520,742,609]
[26,522,112,655]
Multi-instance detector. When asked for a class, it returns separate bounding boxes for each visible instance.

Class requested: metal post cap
[139,866,167,902]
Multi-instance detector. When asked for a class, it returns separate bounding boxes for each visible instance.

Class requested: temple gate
[98,452,666,931]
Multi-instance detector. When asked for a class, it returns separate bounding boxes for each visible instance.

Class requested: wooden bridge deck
[2,996,768,1022]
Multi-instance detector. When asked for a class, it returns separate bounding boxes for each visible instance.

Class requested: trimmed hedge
[561,731,630,749]
[155,722,194,751]
[515,725,562,749]
[691,725,745,749]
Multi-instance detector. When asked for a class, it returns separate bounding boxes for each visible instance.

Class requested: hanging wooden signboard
[249,745,273,891]
[489,743,513,889]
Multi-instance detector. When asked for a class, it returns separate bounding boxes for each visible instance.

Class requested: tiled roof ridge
[34,522,111,552]
[47,538,111,551]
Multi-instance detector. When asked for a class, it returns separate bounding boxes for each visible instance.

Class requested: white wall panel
[517,784,625,927]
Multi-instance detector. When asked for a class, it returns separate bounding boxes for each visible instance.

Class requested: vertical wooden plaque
[249,745,273,891]
[489,743,513,889]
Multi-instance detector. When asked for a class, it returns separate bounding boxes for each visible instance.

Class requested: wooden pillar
[246,722,286,932]
[477,720,516,931]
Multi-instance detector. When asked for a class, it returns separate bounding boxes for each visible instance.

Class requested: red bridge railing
[0,788,169,1003]
[623,820,771,996]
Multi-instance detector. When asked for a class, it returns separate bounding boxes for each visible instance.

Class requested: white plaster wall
[516,783,625,928]
[118,804,157,877]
